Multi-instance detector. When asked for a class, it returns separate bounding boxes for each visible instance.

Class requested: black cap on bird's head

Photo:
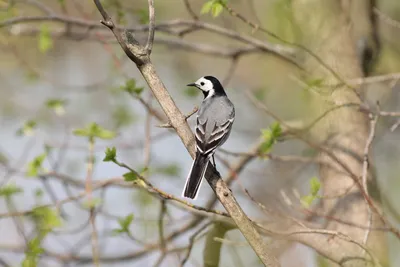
[187,76,226,98]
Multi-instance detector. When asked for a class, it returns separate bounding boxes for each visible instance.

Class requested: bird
[182,76,235,199]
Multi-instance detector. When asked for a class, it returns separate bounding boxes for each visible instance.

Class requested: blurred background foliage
[0,0,400,266]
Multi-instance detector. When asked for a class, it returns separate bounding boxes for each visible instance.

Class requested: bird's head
[187,76,226,98]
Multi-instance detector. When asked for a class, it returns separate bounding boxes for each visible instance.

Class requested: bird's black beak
[187,83,197,87]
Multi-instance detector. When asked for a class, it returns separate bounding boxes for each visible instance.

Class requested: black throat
[203,76,226,99]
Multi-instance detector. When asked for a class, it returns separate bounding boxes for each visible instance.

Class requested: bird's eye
[200,82,205,86]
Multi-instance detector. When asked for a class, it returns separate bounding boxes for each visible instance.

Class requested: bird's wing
[195,118,207,154]
[195,117,234,156]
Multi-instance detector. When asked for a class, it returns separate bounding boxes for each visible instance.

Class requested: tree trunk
[291,1,388,266]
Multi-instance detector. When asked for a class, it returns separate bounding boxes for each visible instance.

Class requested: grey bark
[291,1,388,266]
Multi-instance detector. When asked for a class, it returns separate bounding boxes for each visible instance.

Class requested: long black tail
[183,152,210,199]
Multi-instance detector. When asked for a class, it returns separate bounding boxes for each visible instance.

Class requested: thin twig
[374,7,400,29]
[145,0,155,54]
[86,139,100,267]
[182,0,199,20]
[158,200,167,252]
[158,107,198,128]
[390,119,400,132]
[116,161,231,218]
[222,56,239,87]
[361,109,379,248]
[144,94,153,174]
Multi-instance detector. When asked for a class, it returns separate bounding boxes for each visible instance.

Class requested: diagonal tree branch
[92,0,280,266]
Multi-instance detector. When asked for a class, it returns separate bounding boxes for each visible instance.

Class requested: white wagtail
[182,76,235,199]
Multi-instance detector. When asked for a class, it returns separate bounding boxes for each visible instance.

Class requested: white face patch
[195,77,215,99]
[195,77,213,92]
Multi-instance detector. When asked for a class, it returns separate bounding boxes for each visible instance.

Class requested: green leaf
[270,122,282,137]
[300,195,315,208]
[22,236,44,267]
[0,184,23,198]
[94,127,116,139]
[73,123,117,141]
[300,177,321,208]
[201,1,214,14]
[16,120,37,136]
[27,237,44,254]
[309,177,321,196]
[123,172,138,182]
[103,147,117,162]
[30,206,62,231]
[211,2,223,17]
[120,79,144,95]
[22,256,38,267]
[113,213,134,234]
[38,24,53,53]
[201,0,227,17]
[27,153,47,177]
[259,122,282,153]
[45,98,67,116]
[23,206,61,267]
[72,128,90,137]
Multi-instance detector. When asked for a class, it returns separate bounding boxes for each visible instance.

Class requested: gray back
[197,95,235,142]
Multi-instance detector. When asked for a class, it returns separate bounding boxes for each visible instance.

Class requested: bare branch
[93,0,145,66]
[158,200,167,253]
[146,0,155,54]
[348,72,400,86]
[0,15,298,67]
[157,107,198,128]
[361,110,379,247]
[374,7,400,29]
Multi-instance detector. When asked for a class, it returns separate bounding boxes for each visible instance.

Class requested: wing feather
[195,117,207,154]
[195,116,234,156]
[204,118,234,155]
